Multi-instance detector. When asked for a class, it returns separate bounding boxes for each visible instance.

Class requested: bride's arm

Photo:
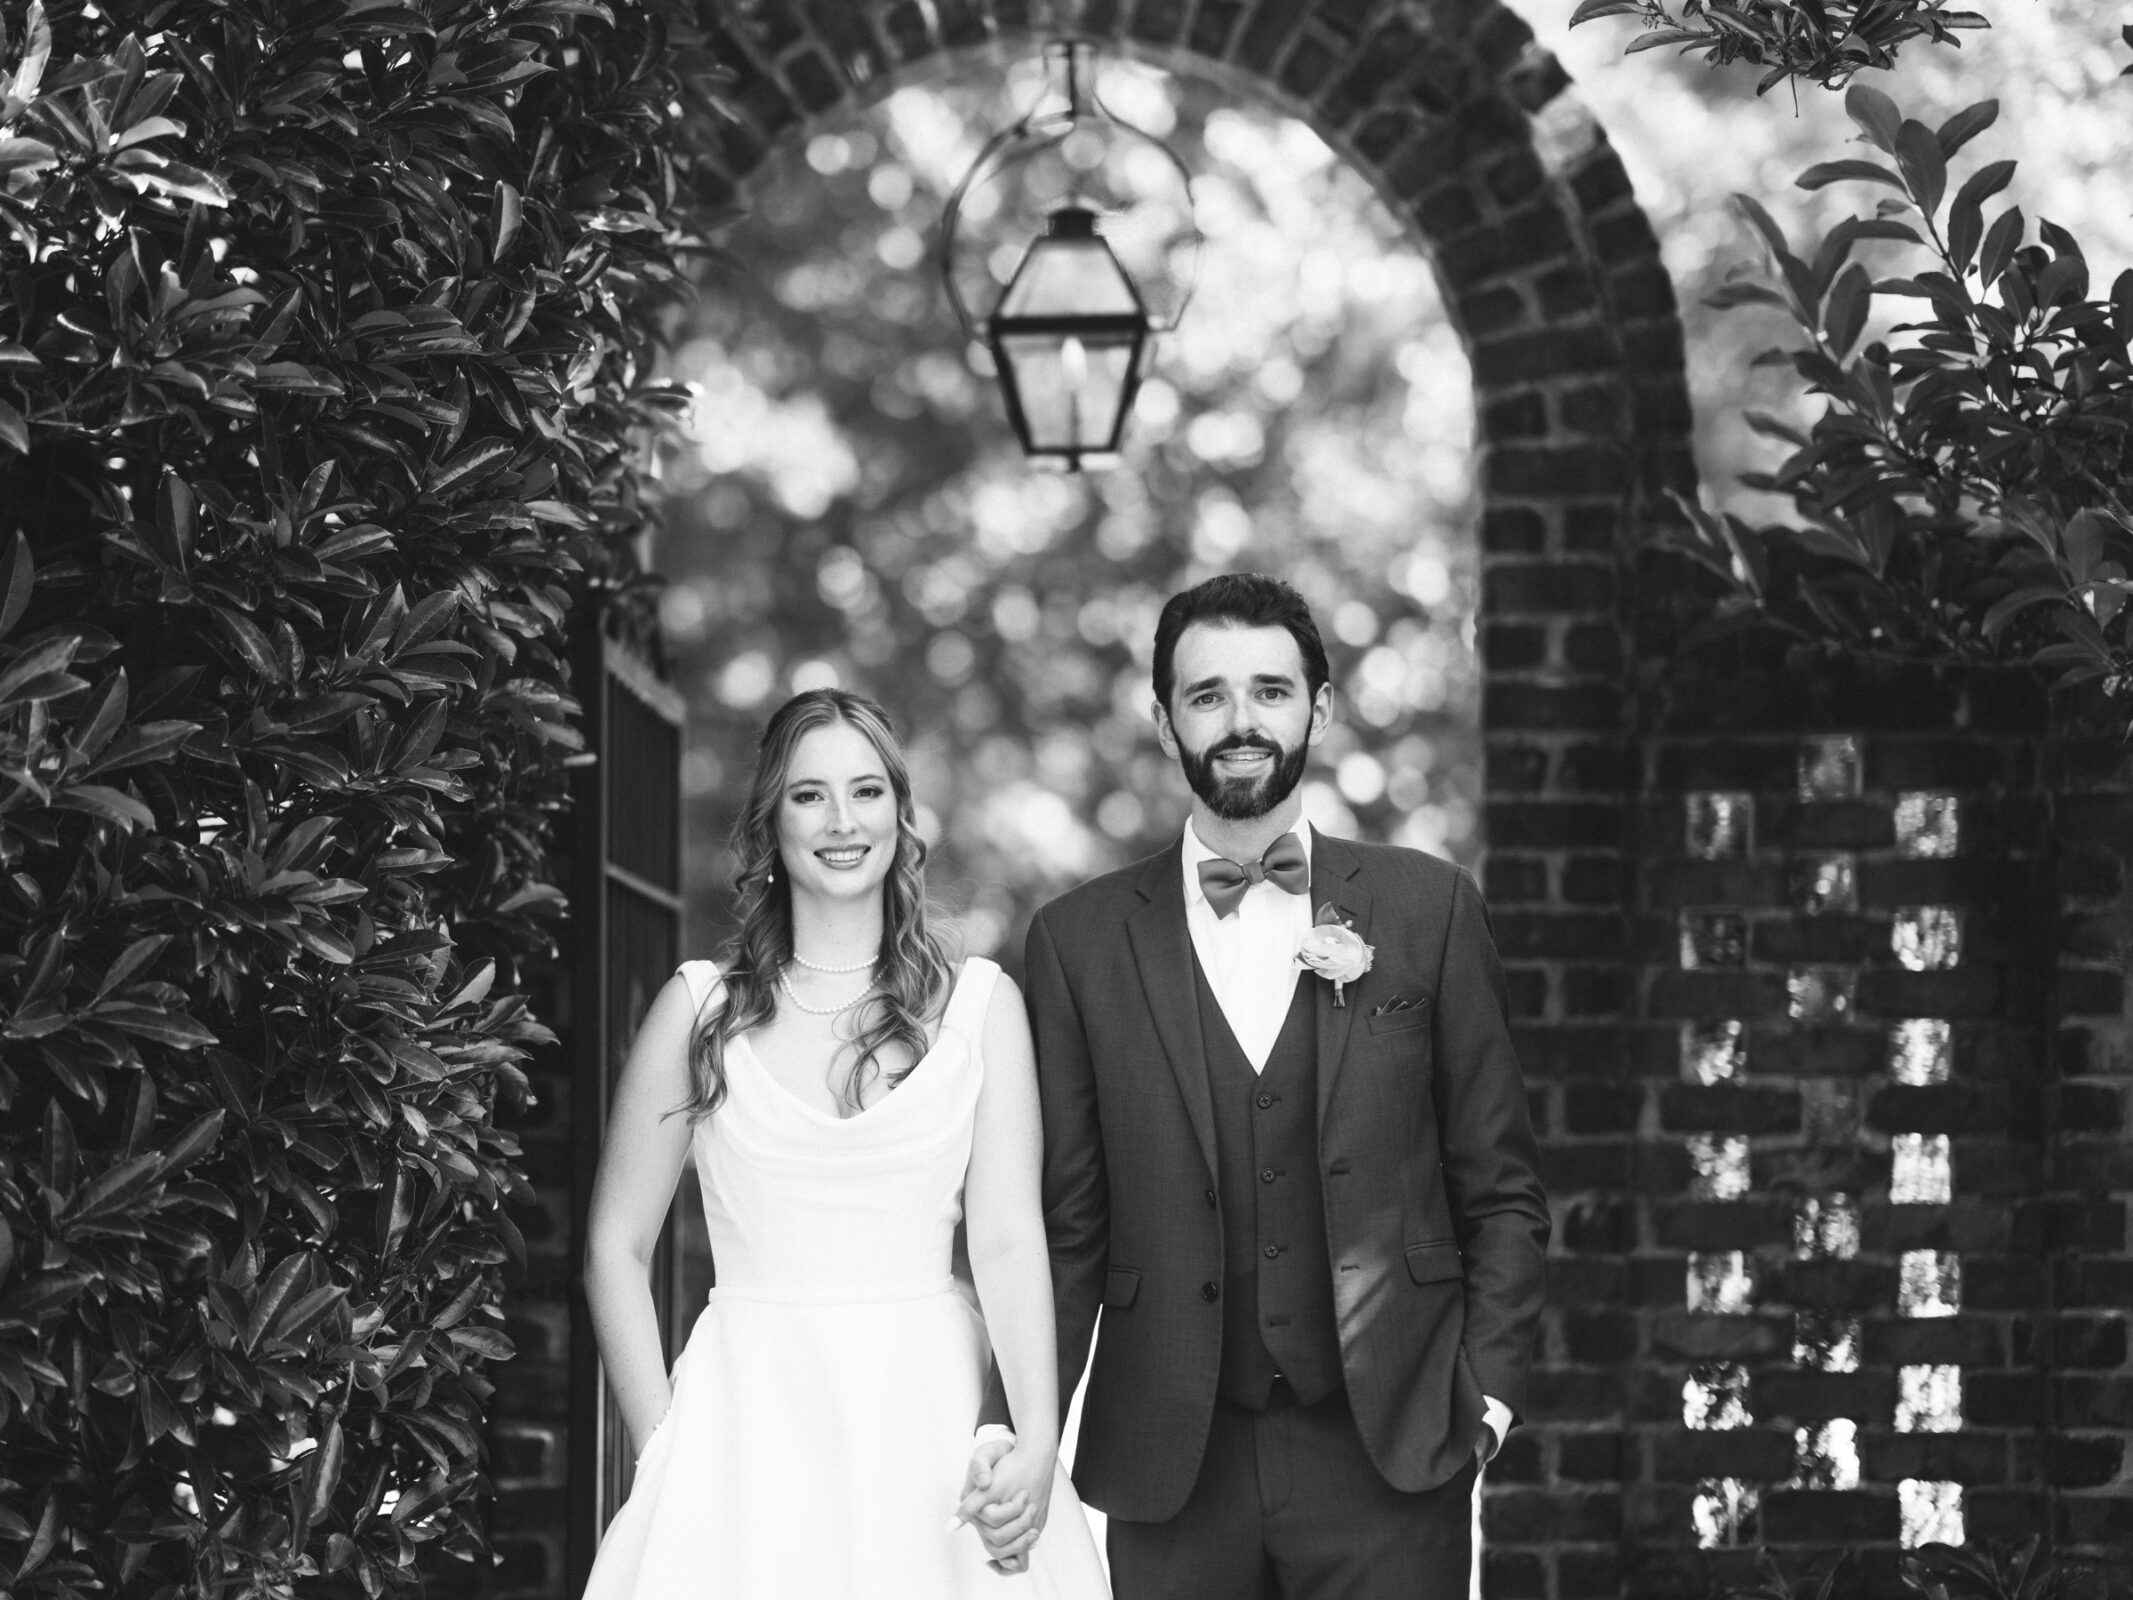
[962,973,1061,1511]
[583,972,701,1454]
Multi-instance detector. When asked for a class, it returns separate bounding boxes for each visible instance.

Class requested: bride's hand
[952,1438,1055,1573]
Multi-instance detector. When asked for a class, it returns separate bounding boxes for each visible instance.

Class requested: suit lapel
[1124,842,1219,1183]
[1310,831,1371,1129]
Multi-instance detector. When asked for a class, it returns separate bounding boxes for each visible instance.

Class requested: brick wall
[1497,641,2133,1598]
[2046,722,2133,1558]
[487,3,2133,1595]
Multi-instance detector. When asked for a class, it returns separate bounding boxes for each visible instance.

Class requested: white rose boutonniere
[1297,903,1373,1007]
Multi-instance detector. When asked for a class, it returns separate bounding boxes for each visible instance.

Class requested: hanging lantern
[940,42,1198,470]
[987,205,1148,468]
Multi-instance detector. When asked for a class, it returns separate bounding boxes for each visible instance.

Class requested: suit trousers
[1105,1383,1479,1600]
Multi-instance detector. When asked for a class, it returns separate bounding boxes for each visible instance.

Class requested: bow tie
[1196,832,1309,919]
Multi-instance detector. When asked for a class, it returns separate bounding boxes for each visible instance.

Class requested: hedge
[0,1,714,1594]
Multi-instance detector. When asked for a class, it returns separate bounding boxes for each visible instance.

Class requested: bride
[579,687,1108,1596]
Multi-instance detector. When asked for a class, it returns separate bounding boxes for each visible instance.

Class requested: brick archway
[500,6,1697,1598]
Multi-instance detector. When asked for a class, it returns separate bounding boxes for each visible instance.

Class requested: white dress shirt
[1180,819,1317,1072]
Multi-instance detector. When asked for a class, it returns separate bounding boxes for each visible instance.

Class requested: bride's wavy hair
[683,688,954,1119]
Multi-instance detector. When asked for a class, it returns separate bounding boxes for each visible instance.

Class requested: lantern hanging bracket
[937,39,1200,343]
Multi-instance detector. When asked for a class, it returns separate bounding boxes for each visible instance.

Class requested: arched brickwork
[675,0,1700,953]
[491,4,1698,1597]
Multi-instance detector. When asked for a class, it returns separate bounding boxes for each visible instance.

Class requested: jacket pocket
[1404,1240,1462,1285]
[1367,1001,1432,1036]
[1103,1267,1141,1308]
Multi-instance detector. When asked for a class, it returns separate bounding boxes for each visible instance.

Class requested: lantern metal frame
[985,204,1150,469]
[938,40,1201,467]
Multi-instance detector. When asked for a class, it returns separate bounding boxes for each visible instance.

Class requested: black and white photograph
[1,2,2128,1599]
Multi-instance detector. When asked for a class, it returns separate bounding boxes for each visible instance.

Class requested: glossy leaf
[1847,84,1903,152]
[1894,119,1948,215]
[1823,263,1874,357]
[1798,158,1906,192]
[1977,206,2025,292]
[0,532,33,639]
[1934,98,1999,159]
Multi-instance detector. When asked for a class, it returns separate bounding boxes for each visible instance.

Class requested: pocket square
[1364,995,1431,1035]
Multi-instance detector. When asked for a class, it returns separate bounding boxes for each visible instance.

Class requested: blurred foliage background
[653,0,2132,966]
[654,58,1479,966]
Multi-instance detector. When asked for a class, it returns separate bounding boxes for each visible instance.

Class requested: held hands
[950,1432,1055,1575]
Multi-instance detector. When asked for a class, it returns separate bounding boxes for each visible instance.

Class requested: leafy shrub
[1712,1538,2132,1600]
[1570,0,1988,93]
[1901,1539,2133,1600]
[0,0,707,1594]
[1572,0,2133,719]
[1660,85,2133,707]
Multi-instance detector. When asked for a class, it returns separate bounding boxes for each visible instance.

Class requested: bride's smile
[776,720,899,901]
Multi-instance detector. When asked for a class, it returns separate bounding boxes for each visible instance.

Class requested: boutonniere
[1297,902,1373,1007]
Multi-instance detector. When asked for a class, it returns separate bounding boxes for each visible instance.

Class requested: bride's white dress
[581,956,1110,1599]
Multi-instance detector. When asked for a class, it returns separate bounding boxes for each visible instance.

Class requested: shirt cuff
[973,1423,1016,1446]
[1480,1395,1513,1460]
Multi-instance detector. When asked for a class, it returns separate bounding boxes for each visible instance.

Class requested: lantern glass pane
[997,236,1141,317]
[998,332,1139,452]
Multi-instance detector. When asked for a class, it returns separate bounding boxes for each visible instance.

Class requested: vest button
[1204,1189,1217,1208]
[1201,1281,1220,1302]
[1260,1168,1277,1184]
[1264,1244,1281,1259]
[1256,1091,1274,1109]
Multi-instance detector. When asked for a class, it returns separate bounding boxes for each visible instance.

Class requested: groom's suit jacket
[1022,830,1550,1522]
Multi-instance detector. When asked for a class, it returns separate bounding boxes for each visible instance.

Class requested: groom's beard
[1178,731,1310,821]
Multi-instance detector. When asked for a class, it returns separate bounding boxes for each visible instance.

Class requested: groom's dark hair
[1152,573,1331,712]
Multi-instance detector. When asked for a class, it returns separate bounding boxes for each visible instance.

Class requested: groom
[976,573,1549,1597]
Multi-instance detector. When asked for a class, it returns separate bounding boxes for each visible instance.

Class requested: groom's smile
[1156,621,1331,826]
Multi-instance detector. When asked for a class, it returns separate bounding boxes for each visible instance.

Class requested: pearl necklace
[792,951,877,975]
[777,967,874,1017]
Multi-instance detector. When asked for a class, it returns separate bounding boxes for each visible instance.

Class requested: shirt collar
[1181,816,1314,911]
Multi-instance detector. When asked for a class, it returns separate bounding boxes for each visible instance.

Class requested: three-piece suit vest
[1190,953,1342,1410]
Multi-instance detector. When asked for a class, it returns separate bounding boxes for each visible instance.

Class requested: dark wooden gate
[562,633,693,1591]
